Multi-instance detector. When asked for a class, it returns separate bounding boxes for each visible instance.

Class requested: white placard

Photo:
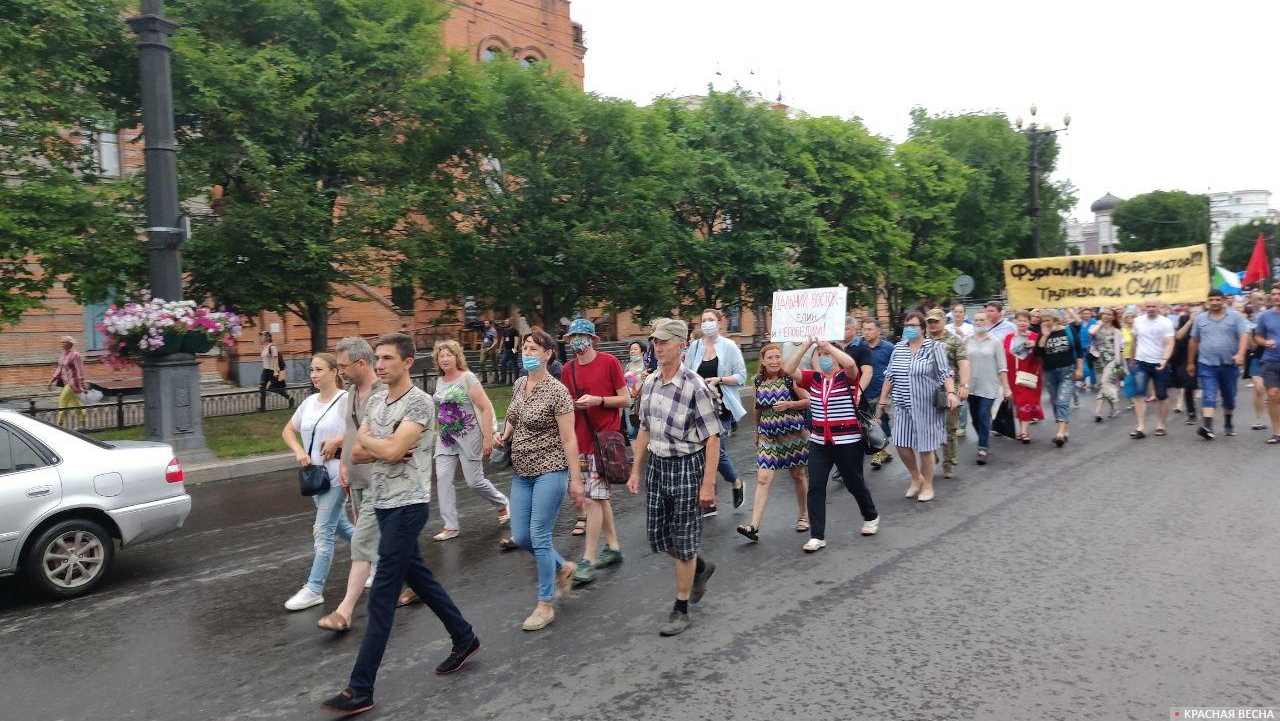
[269,322,281,334]
[770,286,847,342]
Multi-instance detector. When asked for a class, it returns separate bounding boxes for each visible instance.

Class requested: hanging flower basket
[97,294,244,370]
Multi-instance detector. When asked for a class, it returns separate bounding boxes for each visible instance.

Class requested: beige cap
[649,318,688,342]
[60,335,76,346]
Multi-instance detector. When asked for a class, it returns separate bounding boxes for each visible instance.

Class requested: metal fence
[21,371,440,433]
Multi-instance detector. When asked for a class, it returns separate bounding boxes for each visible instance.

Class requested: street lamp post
[128,0,212,461]
[1016,105,1070,257]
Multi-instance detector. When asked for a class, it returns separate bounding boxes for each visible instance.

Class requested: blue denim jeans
[1044,366,1075,423]
[510,470,569,602]
[348,502,474,694]
[1197,362,1239,411]
[716,418,738,484]
[306,483,355,594]
[966,395,995,449]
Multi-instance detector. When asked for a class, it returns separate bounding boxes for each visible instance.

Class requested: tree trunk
[305,301,329,354]
[539,285,556,335]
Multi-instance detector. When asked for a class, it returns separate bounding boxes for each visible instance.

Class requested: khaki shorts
[580,453,610,501]
[349,486,380,563]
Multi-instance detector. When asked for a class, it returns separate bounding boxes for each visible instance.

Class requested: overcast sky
[571,0,1280,220]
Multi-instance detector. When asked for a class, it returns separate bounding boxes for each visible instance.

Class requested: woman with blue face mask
[877,311,958,503]
[781,337,880,553]
[493,329,586,631]
[682,308,749,516]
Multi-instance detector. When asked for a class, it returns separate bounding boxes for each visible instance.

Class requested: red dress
[1004,332,1044,421]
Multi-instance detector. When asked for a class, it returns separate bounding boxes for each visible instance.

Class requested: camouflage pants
[935,406,962,473]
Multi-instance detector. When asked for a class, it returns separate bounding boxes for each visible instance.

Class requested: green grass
[89,408,297,459]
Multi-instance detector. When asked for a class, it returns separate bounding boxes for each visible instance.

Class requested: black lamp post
[128,0,212,461]
[1015,105,1070,257]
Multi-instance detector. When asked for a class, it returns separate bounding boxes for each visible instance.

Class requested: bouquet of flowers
[96,293,244,369]
[437,382,477,447]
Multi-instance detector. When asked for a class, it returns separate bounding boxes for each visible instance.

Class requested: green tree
[790,115,899,306]
[408,60,683,329]
[907,109,1074,299]
[883,138,968,327]
[654,89,821,312]
[0,0,144,327]
[173,0,446,352]
[1219,221,1277,279]
[1111,190,1210,252]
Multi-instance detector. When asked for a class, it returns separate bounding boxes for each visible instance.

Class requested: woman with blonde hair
[737,343,810,542]
[280,353,351,611]
[49,336,87,426]
[430,339,509,542]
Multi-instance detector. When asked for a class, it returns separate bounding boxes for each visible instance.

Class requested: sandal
[396,588,419,607]
[1267,435,1280,445]
[976,450,988,465]
[317,610,351,632]
[795,517,810,533]
[571,518,587,536]
[498,537,519,551]
[1130,430,1146,439]
[1153,428,1167,437]
[736,524,759,542]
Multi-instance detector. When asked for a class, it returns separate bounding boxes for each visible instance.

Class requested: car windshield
[23,415,114,450]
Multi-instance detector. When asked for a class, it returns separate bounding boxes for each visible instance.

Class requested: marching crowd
[258,287,1280,717]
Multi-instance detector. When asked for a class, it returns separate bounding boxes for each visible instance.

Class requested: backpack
[567,361,632,485]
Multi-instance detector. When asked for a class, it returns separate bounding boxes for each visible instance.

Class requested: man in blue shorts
[1252,286,1280,444]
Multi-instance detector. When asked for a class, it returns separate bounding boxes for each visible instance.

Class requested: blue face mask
[902,326,921,341]
[818,356,836,373]
[522,354,543,372]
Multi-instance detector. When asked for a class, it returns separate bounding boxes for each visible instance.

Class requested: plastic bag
[78,389,104,405]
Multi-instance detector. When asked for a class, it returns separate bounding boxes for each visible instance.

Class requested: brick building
[1,0,592,397]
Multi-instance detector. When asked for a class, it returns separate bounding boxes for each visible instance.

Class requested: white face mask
[700,321,718,337]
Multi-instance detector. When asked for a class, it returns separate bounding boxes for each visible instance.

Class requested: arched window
[476,36,509,62]
[481,45,503,62]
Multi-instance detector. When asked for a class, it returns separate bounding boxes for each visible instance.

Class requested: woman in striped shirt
[783,337,880,554]
[877,312,958,503]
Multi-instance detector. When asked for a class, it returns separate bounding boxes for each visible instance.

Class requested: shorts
[1130,360,1170,401]
[645,450,706,561]
[1248,357,1263,378]
[1263,361,1280,390]
[1196,363,1239,411]
[348,486,380,563]
[579,453,610,501]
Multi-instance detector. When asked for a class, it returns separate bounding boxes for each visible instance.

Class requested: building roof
[1090,192,1122,213]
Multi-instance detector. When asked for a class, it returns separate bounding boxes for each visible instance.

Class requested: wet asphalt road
[2,395,1279,721]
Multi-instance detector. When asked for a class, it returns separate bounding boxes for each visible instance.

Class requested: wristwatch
[598,397,605,408]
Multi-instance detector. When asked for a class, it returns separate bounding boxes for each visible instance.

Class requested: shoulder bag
[1013,355,1038,389]
[928,341,951,410]
[298,393,344,497]
[568,362,631,484]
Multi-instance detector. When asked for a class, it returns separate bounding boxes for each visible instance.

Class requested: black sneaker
[321,689,374,716]
[1197,426,1215,441]
[690,560,715,603]
[435,635,480,675]
[659,610,690,636]
[701,506,718,518]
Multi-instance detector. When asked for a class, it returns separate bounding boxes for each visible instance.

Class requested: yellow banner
[1003,244,1211,308]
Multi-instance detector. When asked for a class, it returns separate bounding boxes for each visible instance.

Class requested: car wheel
[22,519,115,600]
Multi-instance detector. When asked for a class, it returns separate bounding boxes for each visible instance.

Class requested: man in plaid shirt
[628,318,723,637]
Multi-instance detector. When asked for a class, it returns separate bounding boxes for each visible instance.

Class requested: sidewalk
[181,385,756,485]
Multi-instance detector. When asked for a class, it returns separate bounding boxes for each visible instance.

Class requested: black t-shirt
[845,341,872,373]
[1035,328,1080,370]
[502,328,519,353]
[696,356,719,380]
[1170,315,1192,366]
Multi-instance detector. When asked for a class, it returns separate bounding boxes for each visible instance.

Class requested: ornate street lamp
[1016,105,1071,257]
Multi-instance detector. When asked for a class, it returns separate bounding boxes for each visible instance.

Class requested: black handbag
[298,393,344,497]
[933,386,950,410]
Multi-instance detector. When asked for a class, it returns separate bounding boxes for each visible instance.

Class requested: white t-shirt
[1132,314,1175,364]
[949,320,974,340]
[291,390,348,480]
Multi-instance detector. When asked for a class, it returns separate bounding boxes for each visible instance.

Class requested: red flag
[1243,232,1270,286]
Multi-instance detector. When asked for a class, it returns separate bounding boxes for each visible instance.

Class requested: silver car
[0,409,193,600]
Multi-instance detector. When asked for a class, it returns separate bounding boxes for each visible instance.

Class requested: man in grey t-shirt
[1188,289,1249,439]
[323,334,478,716]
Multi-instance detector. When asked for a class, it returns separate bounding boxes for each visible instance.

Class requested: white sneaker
[861,517,880,536]
[802,538,827,553]
[365,565,377,589]
[433,529,460,541]
[284,587,323,611]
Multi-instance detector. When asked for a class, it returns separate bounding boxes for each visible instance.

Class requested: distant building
[1209,189,1273,264]
[1065,192,1122,256]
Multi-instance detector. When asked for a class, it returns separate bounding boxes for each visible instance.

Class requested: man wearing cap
[628,318,722,637]
[926,308,969,479]
[559,318,629,584]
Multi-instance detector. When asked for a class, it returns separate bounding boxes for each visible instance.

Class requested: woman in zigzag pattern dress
[737,343,811,542]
